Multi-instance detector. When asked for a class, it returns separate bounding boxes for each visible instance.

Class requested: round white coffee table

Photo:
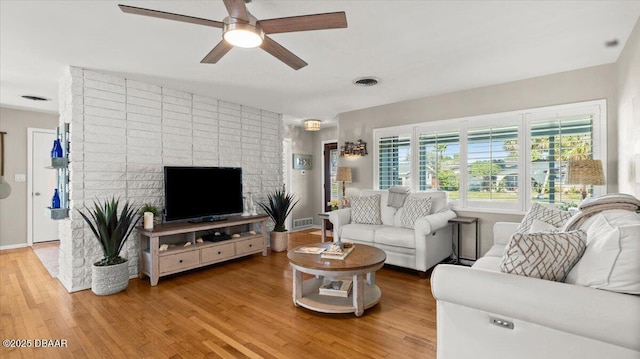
[287,243,386,317]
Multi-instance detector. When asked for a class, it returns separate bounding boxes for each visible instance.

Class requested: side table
[318,212,331,242]
[448,216,479,263]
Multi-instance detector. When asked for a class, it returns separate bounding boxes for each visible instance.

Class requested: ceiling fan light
[223,23,264,48]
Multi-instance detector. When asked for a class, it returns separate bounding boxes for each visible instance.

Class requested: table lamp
[566,159,605,200]
[336,167,352,207]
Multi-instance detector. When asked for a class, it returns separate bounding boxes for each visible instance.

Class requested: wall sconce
[340,139,368,158]
[304,119,321,131]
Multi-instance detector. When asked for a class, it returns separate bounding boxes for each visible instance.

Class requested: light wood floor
[1,230,438,359]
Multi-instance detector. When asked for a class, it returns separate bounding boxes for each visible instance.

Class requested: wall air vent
[352,77,380,87]
[293,217,314,229]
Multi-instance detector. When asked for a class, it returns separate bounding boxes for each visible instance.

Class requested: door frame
[27,127,57,246]
[283,138,293,232]
[321,139,338,211]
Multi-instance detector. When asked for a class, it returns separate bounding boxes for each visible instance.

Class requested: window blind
[418,131,460,198]
[530,115,593,205]
[467,125,519,202]
[378,135,411,190]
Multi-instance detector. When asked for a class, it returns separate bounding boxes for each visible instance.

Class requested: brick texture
[57,66,283,292]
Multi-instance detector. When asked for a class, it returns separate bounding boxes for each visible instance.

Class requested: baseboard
[0,243,28,251]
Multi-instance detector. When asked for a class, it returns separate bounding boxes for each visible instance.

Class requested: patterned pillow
[516,203,572,233]
[351,195,382,225]
[401,196,432,229]
[499,230,587,282]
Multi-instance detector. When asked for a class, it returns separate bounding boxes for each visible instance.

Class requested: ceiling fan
[118,0,348,70]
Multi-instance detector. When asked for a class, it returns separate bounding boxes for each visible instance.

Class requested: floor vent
[293,217,314,229]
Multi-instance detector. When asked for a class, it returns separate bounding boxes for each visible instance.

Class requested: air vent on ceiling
[21,95,50,101]
[605,39,619,47]
[353,77,380,87]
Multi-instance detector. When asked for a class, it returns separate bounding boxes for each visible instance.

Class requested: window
[373,100,606,213]
[418,130,460,199]
[467,125,519,203]
[377,134,411,190]
[529,115,594,208]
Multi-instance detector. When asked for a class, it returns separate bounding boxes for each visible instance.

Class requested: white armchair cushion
[401,196,432,229]
[499,230,586,281]
[351,195,382,225]
[566,212,640,294]
[516,202,572,233]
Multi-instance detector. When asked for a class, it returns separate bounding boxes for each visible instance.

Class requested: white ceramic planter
[91,260,129,295]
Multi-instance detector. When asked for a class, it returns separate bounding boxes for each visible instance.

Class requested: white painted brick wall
[57,66,283,292]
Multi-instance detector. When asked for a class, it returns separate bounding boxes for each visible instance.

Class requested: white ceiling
[1,1,639,127]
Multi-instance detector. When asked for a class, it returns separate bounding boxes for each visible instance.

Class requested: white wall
[284,125,315,228]
[337,63,618,257]
[617,19,640,197]
[0,107,58,249]
[57,67,283,292]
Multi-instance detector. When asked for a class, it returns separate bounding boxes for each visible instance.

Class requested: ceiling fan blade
[118,4,223,28]
[257,12,347,34]
[260,36,307,70]
[223,0,250,23]
[201,41,233,63]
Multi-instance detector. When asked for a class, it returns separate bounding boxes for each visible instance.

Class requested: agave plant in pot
[258,186,299,252]
[77,198,140,295]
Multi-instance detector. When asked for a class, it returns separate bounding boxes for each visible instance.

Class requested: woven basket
[270,231,289,252]
[91,260,129,296]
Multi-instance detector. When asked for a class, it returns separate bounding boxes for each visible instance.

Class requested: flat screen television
[164,166,243,222]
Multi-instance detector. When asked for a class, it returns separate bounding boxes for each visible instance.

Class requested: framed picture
[293,154,312,170]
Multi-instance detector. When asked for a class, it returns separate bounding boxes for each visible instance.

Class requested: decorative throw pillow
[565,214,640,294]
[401,196,432,229]
[351,195,382,225]
[528,219,560,233]
[499,230,586,282]
[516,202,572,234]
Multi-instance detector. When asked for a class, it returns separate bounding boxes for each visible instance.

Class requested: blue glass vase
[51,140,63,158]
[52,189,61,209]
[54,139,63,157]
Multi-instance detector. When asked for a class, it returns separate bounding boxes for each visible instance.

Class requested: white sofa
[431,209,640,359]
[329,190,456,274]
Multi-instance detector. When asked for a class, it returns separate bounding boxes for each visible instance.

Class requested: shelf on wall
[46,207,69,220]
[47,157,68,168]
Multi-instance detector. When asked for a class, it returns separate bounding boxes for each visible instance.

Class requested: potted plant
[77,197,140,295]
[258,185,299,252]
[139,203,161,224]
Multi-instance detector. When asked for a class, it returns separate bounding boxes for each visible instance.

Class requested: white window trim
[373,99,607,214]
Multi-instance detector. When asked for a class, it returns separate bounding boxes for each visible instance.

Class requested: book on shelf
[320,245,354,260]
[319,278,353,297]
[294,247,326,254]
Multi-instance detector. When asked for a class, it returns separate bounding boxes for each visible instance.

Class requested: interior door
[323,142,338,214]
[32,130,59,243]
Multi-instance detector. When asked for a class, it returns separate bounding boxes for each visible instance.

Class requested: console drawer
[201,243,235,264]
[236,237,263,255]
[159,250,199,274]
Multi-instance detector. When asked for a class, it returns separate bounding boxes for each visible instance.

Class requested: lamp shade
[304,119,321,131]
[336,167,352,183]
[567,159,605,185]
